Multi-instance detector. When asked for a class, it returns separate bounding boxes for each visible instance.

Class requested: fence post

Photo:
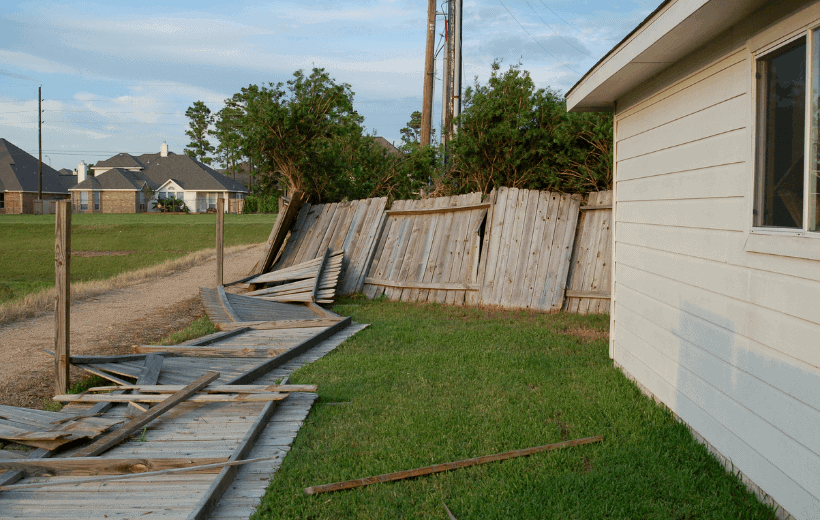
[54,200,71,395]
[216,198,224,287]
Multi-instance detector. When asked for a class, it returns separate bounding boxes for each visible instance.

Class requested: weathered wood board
[362,193,487,305]
[477,188,582,312]
[272,197,388,295]
[563,190,613,315]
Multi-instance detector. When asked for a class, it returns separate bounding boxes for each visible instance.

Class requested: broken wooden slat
[73,371,220,458]
[303,435,605,495]
[312,248,330,302]
[126,353,164,418]
[0,456,230,476]
[579,204,612,210]
[0,448,52,488]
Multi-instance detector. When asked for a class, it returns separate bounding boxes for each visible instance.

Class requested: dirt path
[0,244,265,409]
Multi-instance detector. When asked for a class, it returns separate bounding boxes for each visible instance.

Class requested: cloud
[0,69,35,81]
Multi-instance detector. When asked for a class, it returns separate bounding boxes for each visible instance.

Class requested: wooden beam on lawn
[215,318,345,331]
[385,202,490,216]
[73,371,220,458]
[579,204,612,211]
[226,317,351,385]
[303,435,605,495]
[186,400,280,520]
[217,285,241,322]
[216,197,224,287]
[54,199,71,395]
[0,456,230,476]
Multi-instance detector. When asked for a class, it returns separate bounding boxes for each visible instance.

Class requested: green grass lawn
[0,213,274,304]
[255,298,775,520]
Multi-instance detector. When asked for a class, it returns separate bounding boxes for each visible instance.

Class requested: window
[208,193,217,210]
[158,191,166,201]
[755,33,820,232]
[0,193,4,209]
[93,191,100,211]
[139,191,146,211]
[168,189,175,200]
[80,191,88,211]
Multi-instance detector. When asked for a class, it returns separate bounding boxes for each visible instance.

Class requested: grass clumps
[155,316,217,345]
[254,298,776,520]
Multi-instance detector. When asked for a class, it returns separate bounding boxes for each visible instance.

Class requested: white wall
[611,3,820,519]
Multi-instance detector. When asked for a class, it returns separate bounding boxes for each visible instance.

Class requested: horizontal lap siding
[613,42,820,518]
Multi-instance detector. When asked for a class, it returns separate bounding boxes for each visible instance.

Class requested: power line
[538,0,586,35]
[523,0,590,57]
[497,0,579,74]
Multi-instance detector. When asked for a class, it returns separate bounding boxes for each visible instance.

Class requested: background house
[567,1,820,519]
[0,139,75,214]
[71,143,248,213]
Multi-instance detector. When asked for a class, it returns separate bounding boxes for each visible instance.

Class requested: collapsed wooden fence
[248,188,613,315]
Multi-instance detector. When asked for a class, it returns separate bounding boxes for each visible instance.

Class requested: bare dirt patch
[561,327,609,343]
[0,244,264,409]
[72,250,136,257]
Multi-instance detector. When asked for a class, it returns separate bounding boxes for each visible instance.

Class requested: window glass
[756,37,806,228]
[158,191,166,200]
[0,193,4,209]
[80,191,88,211]
[811,29,820,232]
[93,191,100,211]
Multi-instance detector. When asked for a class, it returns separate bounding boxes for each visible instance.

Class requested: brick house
[0,139,75,214]
[71,143,248,213]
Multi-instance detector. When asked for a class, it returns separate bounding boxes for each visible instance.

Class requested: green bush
[243,194,279,213]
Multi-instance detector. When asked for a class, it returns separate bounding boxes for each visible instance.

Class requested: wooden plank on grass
[565,290,611,299]
[54,393,286,404]
[303,435,605,495]
[73,371,220,458]
[86,384,317,393]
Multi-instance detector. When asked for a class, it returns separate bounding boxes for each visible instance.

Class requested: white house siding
[611,6,820,519]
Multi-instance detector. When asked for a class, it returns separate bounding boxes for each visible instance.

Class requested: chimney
[77,161,87,183]
[161,142,168,157]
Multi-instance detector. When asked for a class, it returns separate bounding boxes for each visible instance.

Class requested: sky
[0,0,657,171]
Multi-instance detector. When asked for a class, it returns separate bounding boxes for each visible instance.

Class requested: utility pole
[420,0,436,147]
[441,1,452,150]
[452,0,463,133]
[38,86,43,202]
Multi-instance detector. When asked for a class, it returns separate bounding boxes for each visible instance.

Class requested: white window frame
[747,23,820,261]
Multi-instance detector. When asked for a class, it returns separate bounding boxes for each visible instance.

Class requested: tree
[447,61,612,194]
[184,101,215,165]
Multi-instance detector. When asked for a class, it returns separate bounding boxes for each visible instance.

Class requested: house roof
[565,0,769,112]
[0,138,76,193]
[372,136,400,157]
[217,162,254,190]
[93,153,145,170]
[70,168,151,191]
[91,150,248,193]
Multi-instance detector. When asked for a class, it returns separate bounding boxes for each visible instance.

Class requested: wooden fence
[564,190,613,315]
[362,193,487,305]
[272,197,387,295]
[252,188,612,314]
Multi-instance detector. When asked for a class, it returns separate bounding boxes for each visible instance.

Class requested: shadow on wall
[672,301,820,518]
